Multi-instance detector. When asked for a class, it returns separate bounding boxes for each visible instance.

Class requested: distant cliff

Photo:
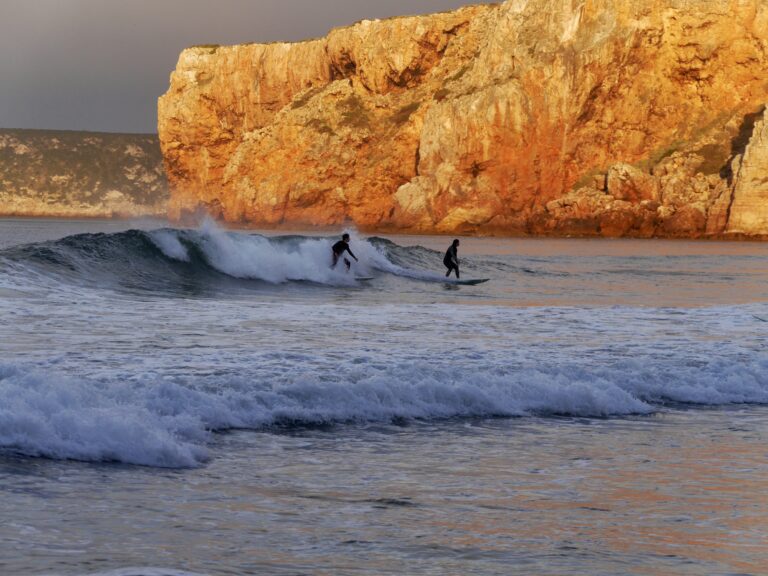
[0,129,167,218]
[158,0,768,238]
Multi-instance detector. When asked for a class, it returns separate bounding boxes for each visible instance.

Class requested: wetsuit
[444,245,460,278]
[332,240,357,271]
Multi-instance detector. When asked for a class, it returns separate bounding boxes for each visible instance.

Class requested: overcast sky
[0,0,494,134]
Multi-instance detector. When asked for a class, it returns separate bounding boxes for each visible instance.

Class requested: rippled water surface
[1,218,768,576]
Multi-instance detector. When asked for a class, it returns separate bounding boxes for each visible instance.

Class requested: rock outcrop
[158,0,768,237]
[727,107,768,234]
[0,129,167,218]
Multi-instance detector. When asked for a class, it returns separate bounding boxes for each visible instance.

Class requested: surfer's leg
[344,258,351,271]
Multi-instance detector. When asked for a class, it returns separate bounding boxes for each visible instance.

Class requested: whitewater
[2,218,768,576]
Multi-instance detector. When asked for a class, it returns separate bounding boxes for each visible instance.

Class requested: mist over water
[2,219,768,576]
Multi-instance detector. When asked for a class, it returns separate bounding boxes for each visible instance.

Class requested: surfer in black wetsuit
[332,233,358,271]
[444,239,460,279]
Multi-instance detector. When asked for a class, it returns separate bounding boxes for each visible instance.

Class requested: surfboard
[449,278,490,286]
[355,276,375,282]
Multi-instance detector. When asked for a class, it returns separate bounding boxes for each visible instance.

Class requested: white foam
[0,364,209,468]
[148,230,190,262]
[148,220,384,285]
[2,348,767,468]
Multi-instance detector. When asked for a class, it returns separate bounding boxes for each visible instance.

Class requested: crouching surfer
[332,233,358,272]
[444,239,460,279]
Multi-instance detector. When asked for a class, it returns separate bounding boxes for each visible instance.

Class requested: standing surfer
[332,233,358,271]
[444,239,460,279]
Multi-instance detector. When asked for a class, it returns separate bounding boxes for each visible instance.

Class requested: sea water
[1,217,767,576]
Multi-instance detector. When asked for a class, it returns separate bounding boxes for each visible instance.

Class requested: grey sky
[0,0,494,134]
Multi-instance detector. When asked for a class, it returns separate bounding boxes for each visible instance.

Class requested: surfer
[332,233,359,271]
[444,239,460,279]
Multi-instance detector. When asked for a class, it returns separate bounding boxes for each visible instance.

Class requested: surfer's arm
[347,247,358,261]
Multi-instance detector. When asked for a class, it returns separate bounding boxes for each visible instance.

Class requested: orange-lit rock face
[727,108,768,235]
[158,0,768,237]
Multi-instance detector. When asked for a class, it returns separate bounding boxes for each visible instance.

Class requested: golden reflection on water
[377,234,768,308]
[402,416,768,574]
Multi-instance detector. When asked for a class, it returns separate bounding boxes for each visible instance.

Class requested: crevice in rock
[328,47,358,82]
[576,83,603,123]
[722,105,766,185]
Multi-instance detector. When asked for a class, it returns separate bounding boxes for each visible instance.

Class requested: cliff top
[184,2,499,52]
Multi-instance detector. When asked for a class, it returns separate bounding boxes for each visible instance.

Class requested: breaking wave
[1,351,766,468]
[0,223,472,293]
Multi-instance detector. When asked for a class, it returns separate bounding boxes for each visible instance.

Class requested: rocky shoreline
[0,129,167,219]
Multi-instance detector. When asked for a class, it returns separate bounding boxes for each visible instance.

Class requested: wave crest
[0,224,458,291]
[2,354,767,468]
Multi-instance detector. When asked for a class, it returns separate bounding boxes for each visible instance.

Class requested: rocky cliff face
[727,107,768,235]
[158,0,768,237]
[0,129,167,218]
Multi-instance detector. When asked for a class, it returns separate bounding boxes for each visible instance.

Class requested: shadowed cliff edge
[158,0,768,238]
[0,129,167,219]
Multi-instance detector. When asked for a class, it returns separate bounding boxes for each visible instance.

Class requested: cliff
[158,0,768,237]
[0,129,167,218]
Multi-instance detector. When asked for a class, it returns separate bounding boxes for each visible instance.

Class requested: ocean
[1,217,767,576]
